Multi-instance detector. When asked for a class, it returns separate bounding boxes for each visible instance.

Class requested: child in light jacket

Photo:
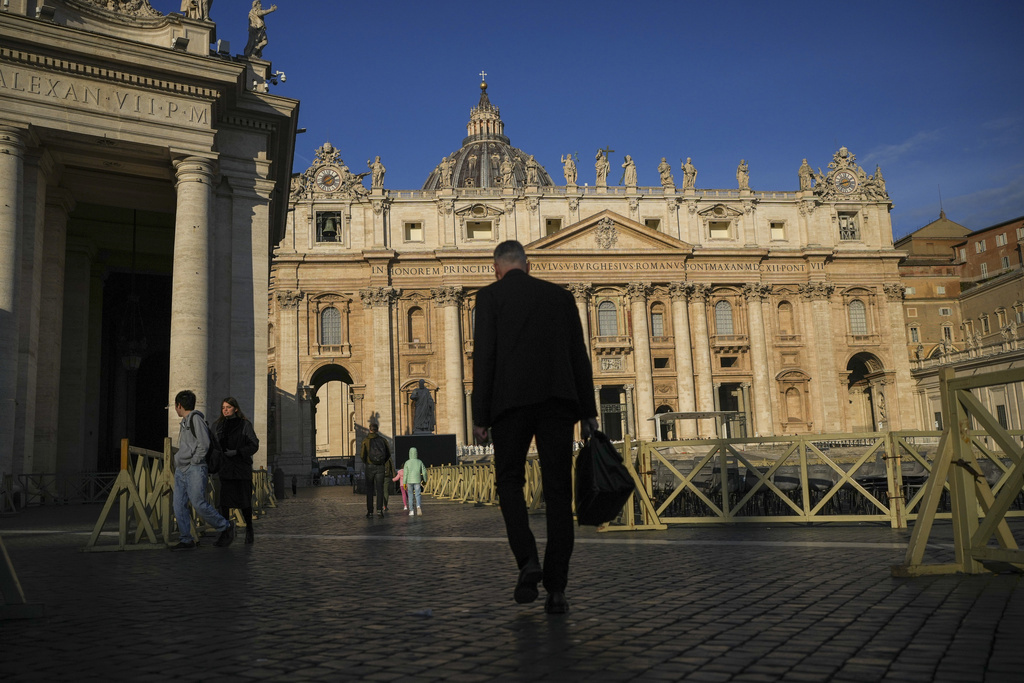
[404,447,428,515]
[392,467,408,510]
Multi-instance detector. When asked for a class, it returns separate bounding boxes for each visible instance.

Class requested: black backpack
[367,436,389,465]
[187,413,224,474]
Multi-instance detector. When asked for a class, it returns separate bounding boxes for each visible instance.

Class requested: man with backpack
[359,421,391,518]
[171,389,235,549]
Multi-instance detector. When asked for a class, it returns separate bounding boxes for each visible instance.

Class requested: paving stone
[1,488,1023,681]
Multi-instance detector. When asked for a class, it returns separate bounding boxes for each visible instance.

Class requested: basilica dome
[422,81,554,190]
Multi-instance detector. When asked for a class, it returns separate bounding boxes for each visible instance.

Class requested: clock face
[834,170,857,194]
[316,168,341,192]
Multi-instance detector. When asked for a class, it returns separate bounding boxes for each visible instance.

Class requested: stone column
[689,284,716,436]
[433,285,466,445]
[593,385,602,431]
[800,282,840,432]
[669,283,697,438]
[14,149,53,477]
[883,283,917,430]
[568,283,592,357]
[464,389,473,441]
[743,283,773,436]
[624,384,635,437]
[740,383,752,437]
[274,289,304,474]
[0,126,26,474]
[626,282,655,440]
[168,156,216,436]
[299,384,316,477]
[55,239,95,473]
[360,286,399,439]
[33,190,74,474]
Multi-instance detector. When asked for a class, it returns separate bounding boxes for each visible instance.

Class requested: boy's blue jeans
[173,464,230,543]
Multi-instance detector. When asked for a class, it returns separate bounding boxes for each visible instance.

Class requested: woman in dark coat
[214,397,260,544]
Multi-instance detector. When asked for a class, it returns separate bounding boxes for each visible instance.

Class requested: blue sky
[156,0,1023,239]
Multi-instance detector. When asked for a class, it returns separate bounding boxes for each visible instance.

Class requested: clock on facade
[834,170,857,194]
[315,168,341,192]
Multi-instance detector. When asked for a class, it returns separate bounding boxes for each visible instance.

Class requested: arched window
[715,300,733,335]
[848,300,867,335]
[320,307,341,345]
[650,302,665,337]
[407,306,425,343]
[777,301,794,335]
[598,301,618,336]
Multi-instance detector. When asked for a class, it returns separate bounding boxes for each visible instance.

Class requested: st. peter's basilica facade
[271,81,917,474]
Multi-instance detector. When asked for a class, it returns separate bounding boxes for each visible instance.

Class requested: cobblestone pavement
[1,487,1022,682]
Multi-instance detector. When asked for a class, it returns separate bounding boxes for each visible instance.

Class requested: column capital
[690,283,712,302]
[668,281,695,302]
[359,286,400,308]
[0,125,29,157]
[567,282,593,303]
[431,285,464,307]
[173,155,217,187]
[276,290,304,309]
[625,282,651,303]
[799,281,834,300]
[882,283,906,301]
[742,283,771,301]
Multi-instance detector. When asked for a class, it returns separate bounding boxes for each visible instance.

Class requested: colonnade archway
[309,364,357,469]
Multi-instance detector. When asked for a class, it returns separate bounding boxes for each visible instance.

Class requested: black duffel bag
[574,430,635,526]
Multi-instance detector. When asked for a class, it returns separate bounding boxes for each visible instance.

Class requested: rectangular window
[466,220,493,240]
[980,263,989,278]
[982,317,990,333]
[905,287,916,295]
[1017,227,1024,240]
[404,222,423,242]
[964,321,974,336]
[644,218,661,231]
[1017,309,1024,324]
[849,301,868,335]
[1002,256,1010,270]
[976,240,987,253]
[997,405,1008,429]
[958,248,967,262]
[316,210,343,243]
[934,412,942,430]
[838,212,859,240]
[939,307,952,316]
[943,326,952,341]
[770,221,785,240]
[709,221,731,239]
[910,328,919,342]
[650,312,664,337]
[997,311,1007,327]
[936,285,945,295]
[907,307,917,317]
[996,233,1007,246]
[653,357,670,369]
[545,218,562,236]
[720,356,738,368]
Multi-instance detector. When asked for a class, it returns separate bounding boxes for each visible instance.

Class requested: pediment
[455,203,503,218]
[697,204,743,219]
[527,210,693,253]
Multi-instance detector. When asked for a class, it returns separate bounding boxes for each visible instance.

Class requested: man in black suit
[472,240,598,614]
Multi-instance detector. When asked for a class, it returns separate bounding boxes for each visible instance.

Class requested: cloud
[862,129,944,168]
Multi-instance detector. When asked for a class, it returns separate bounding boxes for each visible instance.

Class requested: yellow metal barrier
[894,366,1024,576]
[425,426,1023,532]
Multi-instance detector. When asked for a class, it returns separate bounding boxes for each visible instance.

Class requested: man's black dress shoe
[545,592,569,614]
[514,558,543,604]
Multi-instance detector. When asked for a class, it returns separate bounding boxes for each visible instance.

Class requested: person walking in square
[403,447,427,516]
[359,421,390,517]
[472,240,598,614]
[171,390,235,549]
[213,397,259,544]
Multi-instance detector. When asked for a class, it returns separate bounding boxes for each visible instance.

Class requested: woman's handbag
[574,430,635,526]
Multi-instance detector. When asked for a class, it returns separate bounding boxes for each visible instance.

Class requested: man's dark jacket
[472,268,597,427]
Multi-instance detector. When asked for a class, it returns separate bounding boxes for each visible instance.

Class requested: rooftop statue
[367,156,386,189]
[561,153,577,185]
[658,157,674,188]
[736,159,750,191]
[244,1,277,60]
[681,157,697,190]
[595,149,610,187]
[180,0,212,20]
[798,159,814,191]
[621,155,637,186]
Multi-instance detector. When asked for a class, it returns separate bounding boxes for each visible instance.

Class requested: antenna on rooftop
[938,184,944,218]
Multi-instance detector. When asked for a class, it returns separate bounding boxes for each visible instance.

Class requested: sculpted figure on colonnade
[180,0,212,20]
[368,156,386,189]
[561,153,577,185]
[681,157,697,190]
[736,159,750,190]
[245,1,278,59]
[595,149,610,186]
[658,158,674,188]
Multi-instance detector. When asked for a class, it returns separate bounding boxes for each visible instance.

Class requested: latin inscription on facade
[373,260,823,277]
[0,65,211,127]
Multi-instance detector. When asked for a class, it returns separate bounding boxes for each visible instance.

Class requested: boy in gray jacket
[171,389,235,549]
